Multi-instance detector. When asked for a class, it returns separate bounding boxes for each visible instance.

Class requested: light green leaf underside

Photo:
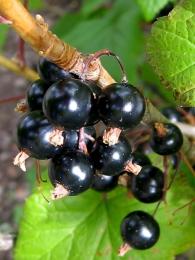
[136,0,171,21]
[147,0,195,105]
[15,172,195,260]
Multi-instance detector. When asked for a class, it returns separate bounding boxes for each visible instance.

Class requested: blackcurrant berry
[90,135,131,176]
[91,173,118,192]
[121,211,160,250]
[27,79,50,111]
[98,83,145,130]
[162,107,183,123]
[37,58,73,83]
[85,81,102,126]
[63,130,78,151]
[43,78,93,130]
[131,165,164,203]
[150,123,183,155]
[16,111,63,159]
[49,151,94,196]
[131,152,151,167]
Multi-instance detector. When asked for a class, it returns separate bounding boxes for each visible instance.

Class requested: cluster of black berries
[14,58,184,255]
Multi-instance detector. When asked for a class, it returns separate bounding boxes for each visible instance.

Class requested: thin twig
[0,95,25,104]
[0,54,38,81]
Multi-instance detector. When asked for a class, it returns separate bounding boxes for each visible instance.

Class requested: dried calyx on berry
[98,83,145,145]
[49,151,94,199]
[91,135,142,176]
[150,122,183,155]
[14,111,65,171]
[119,210,160,255]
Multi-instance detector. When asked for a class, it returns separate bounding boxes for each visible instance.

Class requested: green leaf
[15,170,195,260]
[146,0,195,105]
[136,0,171,21]
[82,0,106,15]
[139,63,175,104]
[53,0,143,85]
[28,0,45,11]
[0,25,9,50]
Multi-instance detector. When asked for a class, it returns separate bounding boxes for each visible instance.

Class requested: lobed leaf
[15,169,195,260]
[147,0,195,105]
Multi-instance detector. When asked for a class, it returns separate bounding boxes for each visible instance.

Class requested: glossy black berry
[43,78,93,130]
[91,173,118,192]
[121,211,160,250]
[85,81,102,126]
[98,83,145,130]
[16,111,63,159]
[63,130,78,151]
[150,123,183,155]
[37,58,73,83]
[131,166,164,203]
[27,79,50,111]
[131,152,151,167]
[162,107,183,123]
[91,136,131,176]
[49,151,94,195]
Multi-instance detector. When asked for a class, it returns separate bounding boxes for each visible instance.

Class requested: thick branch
[0,54,38,81]
[0,0,194,160]
[0,0,114,83]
